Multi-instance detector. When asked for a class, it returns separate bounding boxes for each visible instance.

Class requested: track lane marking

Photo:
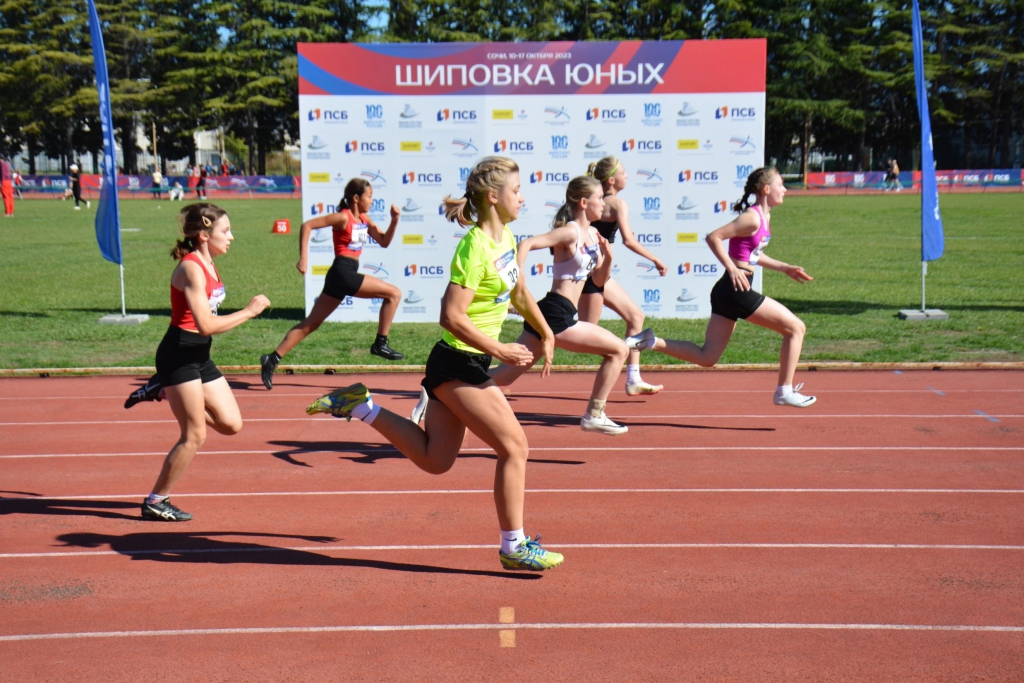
[1,621,1021,642]
[1,414,1022,426]
[4,488,1024,502]
[3,542,1023,560]
[4,446,1023,460]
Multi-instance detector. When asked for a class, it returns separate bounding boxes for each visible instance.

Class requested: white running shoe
[624,328,657,350]
[773,383,817,408]
[626,381,663,396]
[581,411,628,435]
[409,387,428,423]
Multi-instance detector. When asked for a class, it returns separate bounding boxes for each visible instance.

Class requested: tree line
[0,0,1020,175]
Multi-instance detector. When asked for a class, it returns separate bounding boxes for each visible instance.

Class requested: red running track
[1,370,1022,681]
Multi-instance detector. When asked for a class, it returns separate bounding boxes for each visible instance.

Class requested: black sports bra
[592,193,618,242]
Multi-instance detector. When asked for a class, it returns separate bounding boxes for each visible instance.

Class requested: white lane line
[2,389,1022,400]
[3,446,1022,460]
[3,542,1023,560]
[1,621,1021,642]
[4,487,1023,502]
[2,446,1024,462]
[1,414,1023,427]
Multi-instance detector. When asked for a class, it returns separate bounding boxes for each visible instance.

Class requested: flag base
[898,309,949,321]
[98,314,150,325]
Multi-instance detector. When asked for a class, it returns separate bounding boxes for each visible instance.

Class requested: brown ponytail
[586,156,620,188]
[732,167,778,214]
[552,176,601,230]
[443,156,519,227]
[171,203,227,259]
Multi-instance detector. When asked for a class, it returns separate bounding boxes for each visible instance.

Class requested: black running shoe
[124,376,163,409]
[370,340,405,361]
[260,353,279,390]
[141,498,193,521]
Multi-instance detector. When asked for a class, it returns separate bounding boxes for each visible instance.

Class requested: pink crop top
[551,222,599,281]
[728,205,771,265]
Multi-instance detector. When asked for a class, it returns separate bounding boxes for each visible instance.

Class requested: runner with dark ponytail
[259,177,405,389]
[625,167,819,408]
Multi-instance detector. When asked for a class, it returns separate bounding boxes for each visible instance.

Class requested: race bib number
[493,249,518,303]
[349,223,369,252]
[209,285,226,315]
[749,234,770,266]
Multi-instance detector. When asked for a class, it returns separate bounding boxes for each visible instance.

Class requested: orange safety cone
[272,219,290,234]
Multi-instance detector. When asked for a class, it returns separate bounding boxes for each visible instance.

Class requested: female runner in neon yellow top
[307,157,565,572]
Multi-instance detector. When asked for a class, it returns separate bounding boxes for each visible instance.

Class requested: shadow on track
[0,497,140,521]
[55,531,540,580]
[266,440,585,467]
[513,413,774,432]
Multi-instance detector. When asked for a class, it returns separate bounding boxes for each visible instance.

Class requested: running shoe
[409,387,428,424]
[499,535,564,571]
[124,376,164,409]
[624,328,657,350]
[141,498,193,522]
[626,381,664,396]
[306,383,371,420]
[580,411,628,435]
[774,383,817,408]
[260,353,279,390]
[370,339,405,361]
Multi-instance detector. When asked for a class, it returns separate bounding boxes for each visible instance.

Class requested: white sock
[146,493,168,504]
[626,364,641,385]
[777,384,792,397]
[351,398,379,422]
[500,528,526,554]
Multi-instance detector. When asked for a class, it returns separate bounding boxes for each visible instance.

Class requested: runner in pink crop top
[728,205,771,265]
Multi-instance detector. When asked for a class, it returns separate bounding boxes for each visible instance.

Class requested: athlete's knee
[295,318,321,336]
[384,284,401,303]
[624,309,645,334]
[784,317,806,339]
[496,434,529,465]
[609,339,629,363]
[219,417,243,435]
[181,428,206,450]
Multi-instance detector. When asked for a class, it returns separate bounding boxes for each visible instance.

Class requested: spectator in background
[169,181,184,201]
[228,163,236,175]
[12,168,23,199]
[197,164,208,199]
[220,161,228,176]
[70,163,89,210]
[1,155,14,217]
[890,158,902,192]
[151,166,164,199]
[237,162,246,175]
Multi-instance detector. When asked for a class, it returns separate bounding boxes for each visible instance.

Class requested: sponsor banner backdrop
[298,40,766,321]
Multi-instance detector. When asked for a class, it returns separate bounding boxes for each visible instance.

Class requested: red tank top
[333,208,370,259]
[170,252,225,331]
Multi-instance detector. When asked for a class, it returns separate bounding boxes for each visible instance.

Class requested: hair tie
[601,162,620,182]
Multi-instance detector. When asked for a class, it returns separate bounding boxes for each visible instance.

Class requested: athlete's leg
[353,274,401,337]
[489,330,541,387]
[274,293,342,358]
[366,391,467,476]
[600,278,661,393]
[651,314,737,367]
[746,297,806,386]
[201,376,243,435]
[576,292,604,324]
[554,322,627,401]
[150,380,207,496]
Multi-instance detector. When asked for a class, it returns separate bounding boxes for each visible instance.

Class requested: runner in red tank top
[259,178,404,390]
[125,204,270,521]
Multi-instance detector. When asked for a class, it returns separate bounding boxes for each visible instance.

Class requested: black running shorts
[421,340,493,400]
[524,291,578,338]
[155,326,223,387]
[322,256,365,300]
[709,271,766,321]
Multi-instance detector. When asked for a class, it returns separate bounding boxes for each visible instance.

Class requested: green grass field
[1,193,1021,369]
